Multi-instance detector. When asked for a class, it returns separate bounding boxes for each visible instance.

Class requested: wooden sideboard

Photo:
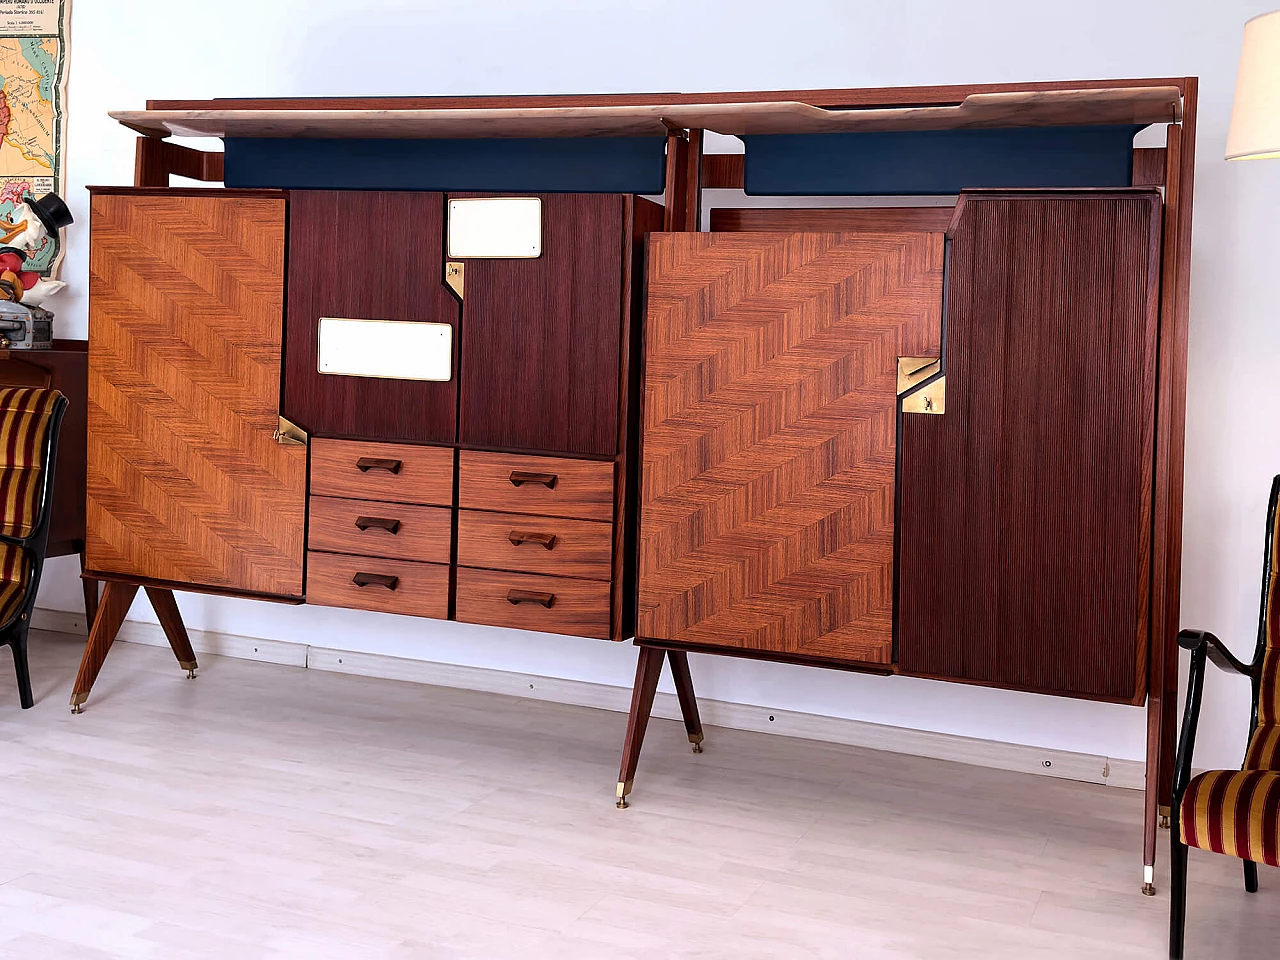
[73,78,1198,897]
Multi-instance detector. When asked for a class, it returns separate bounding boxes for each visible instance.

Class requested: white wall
[34,0,1280,771]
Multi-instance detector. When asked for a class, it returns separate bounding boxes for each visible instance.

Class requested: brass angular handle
[508,531,557,550]
[274,415,307,446]
[352,572,399,590]
[355,516,401,534]
[507,589,555,608]
[356,457,403,473]
[509,470,557,489]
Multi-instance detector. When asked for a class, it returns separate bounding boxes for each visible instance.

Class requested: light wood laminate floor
[0,632,1276,959]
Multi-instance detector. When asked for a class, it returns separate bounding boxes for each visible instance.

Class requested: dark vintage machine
[0,300,54,349]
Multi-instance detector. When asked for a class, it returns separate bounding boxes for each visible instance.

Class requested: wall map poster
[0,0,67,274]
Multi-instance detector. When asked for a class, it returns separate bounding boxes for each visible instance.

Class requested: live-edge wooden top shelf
[112,85,1181,140]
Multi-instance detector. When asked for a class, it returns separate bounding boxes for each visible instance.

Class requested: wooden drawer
[455,567,612,640]
[457,509,613,580]
[311,439,453,505]
[306,551,448,619]
[458,450,613,521]
[308,496,451,564]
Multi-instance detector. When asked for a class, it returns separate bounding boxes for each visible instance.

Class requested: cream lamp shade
[1227,9,1280,160]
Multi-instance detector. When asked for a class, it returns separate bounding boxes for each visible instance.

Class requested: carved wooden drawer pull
[508,530,557,550]
[509,470,557,489]
[356,457,403,474]
[354,516,401,534]
[352,572,399,590]
[506,589,555,608]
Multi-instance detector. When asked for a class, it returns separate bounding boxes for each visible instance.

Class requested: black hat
[25,193,73,235]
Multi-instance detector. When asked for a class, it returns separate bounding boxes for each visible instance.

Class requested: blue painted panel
[743,125,1143,196]
[223,136,668,194]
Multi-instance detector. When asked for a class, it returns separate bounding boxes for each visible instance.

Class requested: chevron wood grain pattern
[86,191,306,599]
[898,191,1162,703]
[638,230,944,664]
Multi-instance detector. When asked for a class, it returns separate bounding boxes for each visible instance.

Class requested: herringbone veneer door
[87,192,305,598]
[638,231,943,664]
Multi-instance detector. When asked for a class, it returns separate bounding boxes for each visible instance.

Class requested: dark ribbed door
[284,190,460,444]
[898,190,1162,703]
[456,193,624,457]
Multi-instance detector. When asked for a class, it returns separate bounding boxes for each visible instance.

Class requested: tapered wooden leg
[1160,629,1179,810]
[666,649,704,753]
[78,550,99,631]
[1143,687,1164,895]
[8,625,33,709]
[143,587,197,677]
[1169,834,1188,959]
[70,581,138,712]
[616,644,666,809]
[1244,859,1259,893]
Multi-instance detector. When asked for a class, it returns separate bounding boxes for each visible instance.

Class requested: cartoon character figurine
[0,193,73,306]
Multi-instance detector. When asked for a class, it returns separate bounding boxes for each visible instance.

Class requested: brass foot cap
[70,703,83,715]
[1159,816,1170,830]
[186,669,197,679]
[691,742,704,754]
[616,797,629,809]
[1141,882,1156,897]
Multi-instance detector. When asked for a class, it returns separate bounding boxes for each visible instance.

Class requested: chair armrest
[1177,629,1256,677]
[0,531,29,549]
[1172,639,1209,803]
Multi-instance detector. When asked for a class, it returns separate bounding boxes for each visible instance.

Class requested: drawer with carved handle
[311,438,454,505]
[455,567,612,640]
[457,509,613,580]
[305,550,448,619]
[458,450,613,521]
[308,496,451,564]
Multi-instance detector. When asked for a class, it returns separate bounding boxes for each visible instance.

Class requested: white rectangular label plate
[317,318,453,381]
[447,197,542,259]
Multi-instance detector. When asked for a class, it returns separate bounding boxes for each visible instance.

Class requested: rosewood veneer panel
[898,191,1162,702]
[457,193,624,456]
[86,193,306,598]
[639,230,944,664]
[284,190,460,443]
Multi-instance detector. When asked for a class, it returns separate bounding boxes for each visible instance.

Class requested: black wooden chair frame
[1168,474,1278,958]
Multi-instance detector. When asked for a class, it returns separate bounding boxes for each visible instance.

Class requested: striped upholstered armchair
[0,385,67,709]
[1169,474,1280,958]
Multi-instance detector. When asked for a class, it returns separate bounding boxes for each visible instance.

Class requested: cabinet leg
[666,649,704,752]
[1142,686,1163,895]
[70,581,139,712]
[79,550,99,631]
[144,587,198,677]
[616,644,665,809]
[1160,636,1179,809]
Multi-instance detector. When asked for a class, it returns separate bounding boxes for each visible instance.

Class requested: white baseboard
[32,607,1145,791]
